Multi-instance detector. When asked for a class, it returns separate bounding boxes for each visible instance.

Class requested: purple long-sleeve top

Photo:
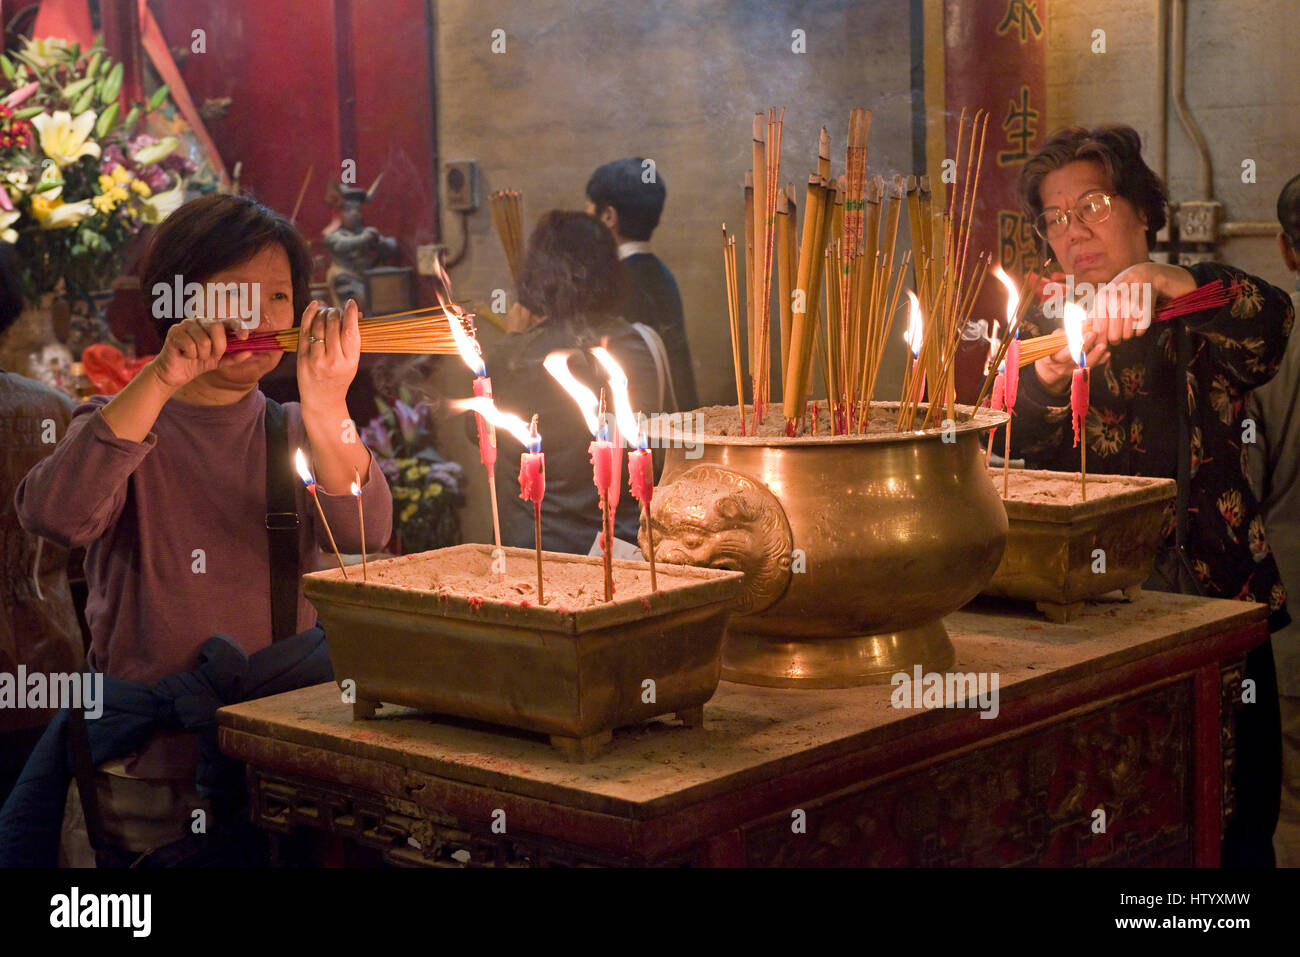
[15,387,392,685]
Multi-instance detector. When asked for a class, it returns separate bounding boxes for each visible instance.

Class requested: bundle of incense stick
[896,108,992,431]
[1006,277,1246,369]
[224,306,466,355]
[747,108,785,423]
[488,189,525,283]
[722,226,746,431]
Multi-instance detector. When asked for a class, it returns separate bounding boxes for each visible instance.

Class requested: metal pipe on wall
[1220,221,1283,238]
[1171,0,1213,201]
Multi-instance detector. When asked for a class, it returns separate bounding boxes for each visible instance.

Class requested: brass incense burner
[303,545,744,761]
[644,403,1008,688]
[981,469,1176,622]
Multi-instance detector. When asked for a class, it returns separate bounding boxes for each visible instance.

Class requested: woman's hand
[296,299,361,414]
[1090,262,1197,346]
[1034,326,1110,395]
[147,317,253,392]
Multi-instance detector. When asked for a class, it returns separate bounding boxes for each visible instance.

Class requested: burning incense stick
[224,305,464,355]
[295,448,347,579]
[351,467,367,581]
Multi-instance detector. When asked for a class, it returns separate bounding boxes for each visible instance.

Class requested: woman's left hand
[297,299,362,412]
[1090,262,1197,345]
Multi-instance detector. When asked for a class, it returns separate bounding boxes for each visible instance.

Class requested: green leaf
[0,55,14,82]
[95,101,119,138]
[34,178,63,193]
[100,62,123,103]
[99,56,114,77]
[147,84,169,111]
[85,51,101,81]
[13,105,44,120]
[69,43,80,61]
[122,105,139,130]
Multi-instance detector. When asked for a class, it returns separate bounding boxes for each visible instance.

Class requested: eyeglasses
[1034,190,1113,240]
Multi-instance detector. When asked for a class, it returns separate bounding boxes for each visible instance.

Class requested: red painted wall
[149,0,440,297]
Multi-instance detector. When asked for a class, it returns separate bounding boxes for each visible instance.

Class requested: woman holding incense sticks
[9,194,391,861]
[1008,125,1293,867]
[484,210,659,554]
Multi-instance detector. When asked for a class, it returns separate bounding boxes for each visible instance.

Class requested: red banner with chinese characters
[944,0,1048,400]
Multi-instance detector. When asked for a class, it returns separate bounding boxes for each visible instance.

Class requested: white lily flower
[0,209,19,243]
[32,110,102,167]
[37,163,63,200]
[20,37,69,68]
[37,200,95,229]
[139,180,184,224]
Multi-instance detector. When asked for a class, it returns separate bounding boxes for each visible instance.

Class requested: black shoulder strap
[67,704,106,854]
[264,398,301,641]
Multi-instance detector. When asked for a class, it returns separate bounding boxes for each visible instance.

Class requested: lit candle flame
[449,396,537,448]
[350,480,361,497]
[447,313,487,378]
[1064,301,1087,367]
[543,351,601,436]
[294,448,313,486]
[904,291,924,359]
[589,346,640,445]
[992,264,1019,339]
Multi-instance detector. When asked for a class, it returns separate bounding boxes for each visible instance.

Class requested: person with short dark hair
[585,158,697,410]
[1246,172,1300,865]
[10,194,391,849]
[487,210,659,554]
[1010,125,1294,866]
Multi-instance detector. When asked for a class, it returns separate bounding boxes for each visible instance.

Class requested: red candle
[518,416,545,604]
[1004,336,1021,411]
[1071,358,1089,448]
[628,448,653,506]
[472,375,496,468]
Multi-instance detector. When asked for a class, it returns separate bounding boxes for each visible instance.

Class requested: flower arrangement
[361,384,465,554]
[0,35,196,299]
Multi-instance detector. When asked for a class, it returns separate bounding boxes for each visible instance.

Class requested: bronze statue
[322,184,397,312]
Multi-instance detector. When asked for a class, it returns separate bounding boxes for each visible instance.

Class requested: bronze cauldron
[643,403,1008,688]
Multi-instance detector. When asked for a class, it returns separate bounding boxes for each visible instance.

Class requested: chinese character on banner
[998,86,1040,165]
[999,211,1039,277]
[996,0,1044,43]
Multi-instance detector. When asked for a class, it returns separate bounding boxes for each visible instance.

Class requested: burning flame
[1064,301,1087,366]
[449,396,537,448]
[992,264,1019,339]
[447,313,486,378]
[904,291,924,359]
[589,346,640,445]
[350,480,361,497]
[544,351,601,436]
[294,448,314,486]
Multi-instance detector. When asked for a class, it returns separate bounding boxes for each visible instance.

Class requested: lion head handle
[641,464,792,615]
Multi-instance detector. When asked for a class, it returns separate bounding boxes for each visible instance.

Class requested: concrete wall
[433,0,915,542]
[1047,0,1300,290]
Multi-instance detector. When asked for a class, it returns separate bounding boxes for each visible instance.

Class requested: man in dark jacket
[586,158,698,411]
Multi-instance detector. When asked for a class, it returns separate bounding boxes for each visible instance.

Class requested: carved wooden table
[217,591,1265,867]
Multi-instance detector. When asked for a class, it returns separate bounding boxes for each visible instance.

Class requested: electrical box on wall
[445,160,479,212]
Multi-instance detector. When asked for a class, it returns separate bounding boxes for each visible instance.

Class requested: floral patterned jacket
[1008,262,1294,622]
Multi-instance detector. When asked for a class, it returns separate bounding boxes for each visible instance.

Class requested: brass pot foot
[549,729,613,762]
[1035,600,1084,623]
[1122,584,1142,602]
[675,705,704,728]
[353,697,380,719]
[721,620,956,688]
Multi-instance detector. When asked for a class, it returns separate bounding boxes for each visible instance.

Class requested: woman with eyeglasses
[1008,125,1294,867]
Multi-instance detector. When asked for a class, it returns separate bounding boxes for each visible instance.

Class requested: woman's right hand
[147,317,251,391]
[1033,326,1110,394]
